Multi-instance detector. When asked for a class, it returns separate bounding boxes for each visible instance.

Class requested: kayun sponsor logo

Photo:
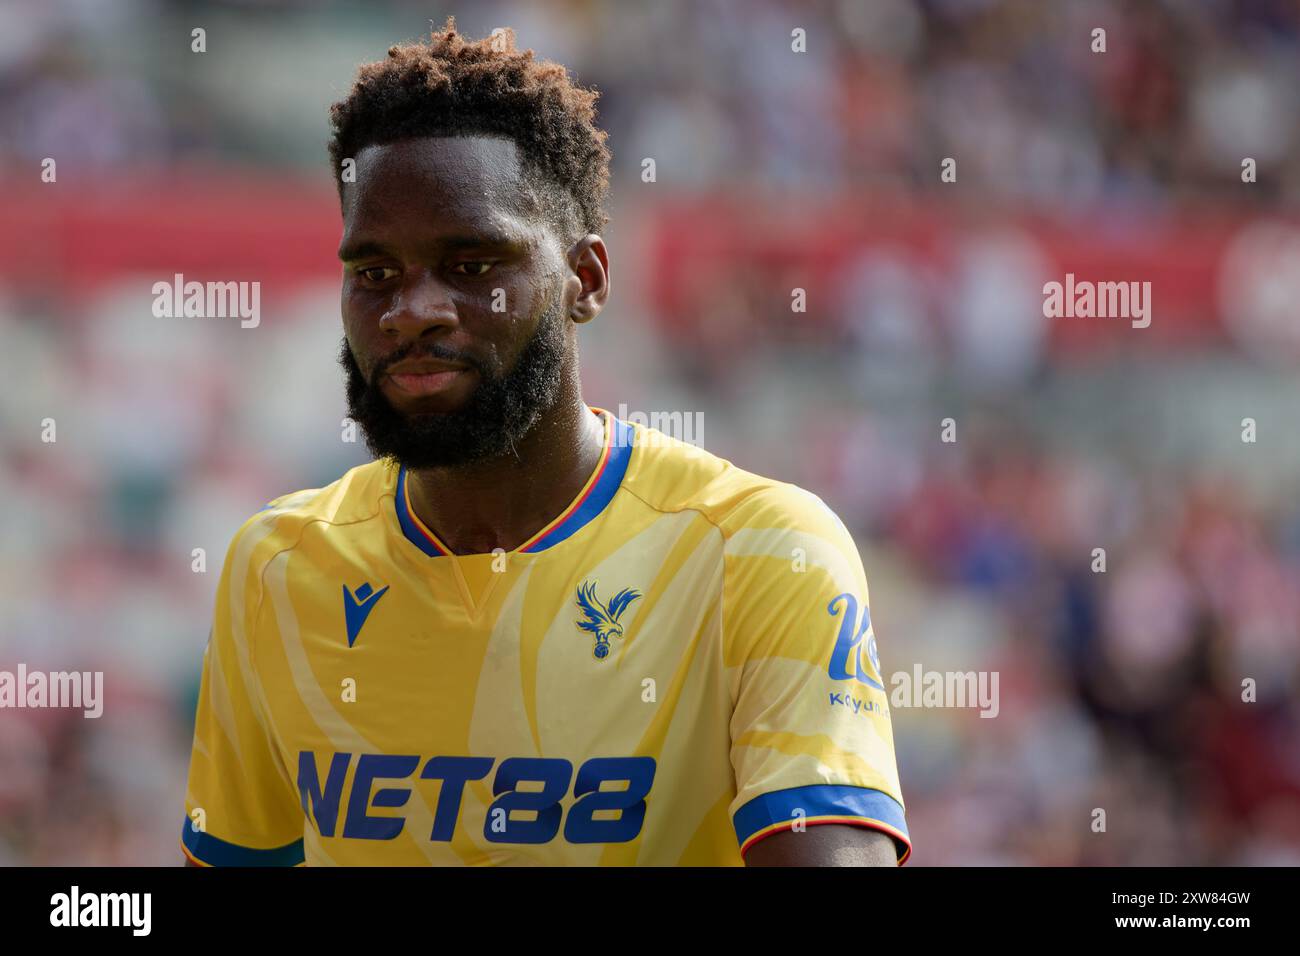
[50,886,150,936]
[828,690,888,716]
[151,272,261,327]
[298,752,656,845]
[0,664,103,718]
[825,592,884,690]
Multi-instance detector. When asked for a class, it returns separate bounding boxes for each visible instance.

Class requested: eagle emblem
[575,580,642,661]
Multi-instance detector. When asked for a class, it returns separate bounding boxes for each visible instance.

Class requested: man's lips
[378,355,477,402]
[386,367,471,398]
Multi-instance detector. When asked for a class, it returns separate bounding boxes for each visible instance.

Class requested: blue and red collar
[393,406,634,557]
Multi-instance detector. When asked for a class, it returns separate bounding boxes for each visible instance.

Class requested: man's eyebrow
[337,240,388,262]
[338,232,530,262]
[441,232,529,252]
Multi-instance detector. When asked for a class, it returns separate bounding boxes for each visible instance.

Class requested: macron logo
[343,582,389,647]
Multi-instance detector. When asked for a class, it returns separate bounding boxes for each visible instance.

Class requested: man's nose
[378,271,459,338]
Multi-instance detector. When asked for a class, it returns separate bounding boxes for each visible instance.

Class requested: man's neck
[403,400,607,556]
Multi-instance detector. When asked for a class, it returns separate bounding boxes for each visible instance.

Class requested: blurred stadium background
[2,0,1299,865]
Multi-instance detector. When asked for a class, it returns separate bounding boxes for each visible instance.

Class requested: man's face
[338,136,572,469]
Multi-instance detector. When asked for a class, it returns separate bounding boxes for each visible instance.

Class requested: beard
[340,295,569,470]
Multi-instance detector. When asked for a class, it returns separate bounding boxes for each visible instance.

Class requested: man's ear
[567,234,609,324]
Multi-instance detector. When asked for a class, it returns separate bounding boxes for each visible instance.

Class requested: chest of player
[256,547,727,758]
[252,549,731,861]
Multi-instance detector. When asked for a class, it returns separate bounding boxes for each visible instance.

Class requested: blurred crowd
[841,417,1300,864]
[2,0,1298,202]
[2,0,1299,865]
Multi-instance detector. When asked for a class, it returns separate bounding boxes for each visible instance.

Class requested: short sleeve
[181,517,305,866]
[722,485,910,863]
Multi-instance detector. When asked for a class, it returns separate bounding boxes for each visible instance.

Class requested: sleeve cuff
[180,816,305,867]
[733,784,912,864]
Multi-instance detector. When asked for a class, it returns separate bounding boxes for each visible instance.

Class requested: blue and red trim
[180,817,305,867]
[395,465,451,557]
[395,406,634,557]
[520,411,633,552]
[733,784,912,864]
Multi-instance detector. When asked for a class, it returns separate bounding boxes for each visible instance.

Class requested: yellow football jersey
[181,406,909,866]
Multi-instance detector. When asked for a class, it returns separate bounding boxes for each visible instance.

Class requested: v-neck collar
[392,405,634,559]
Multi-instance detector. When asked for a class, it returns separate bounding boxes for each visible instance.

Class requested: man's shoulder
[225,458,396,561]
[621,420,851,545]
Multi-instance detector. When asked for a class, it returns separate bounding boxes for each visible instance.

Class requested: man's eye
[451,261,494,277]
[358,267,398,283]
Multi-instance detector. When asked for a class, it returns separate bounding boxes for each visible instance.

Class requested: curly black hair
[327,17,611,246]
